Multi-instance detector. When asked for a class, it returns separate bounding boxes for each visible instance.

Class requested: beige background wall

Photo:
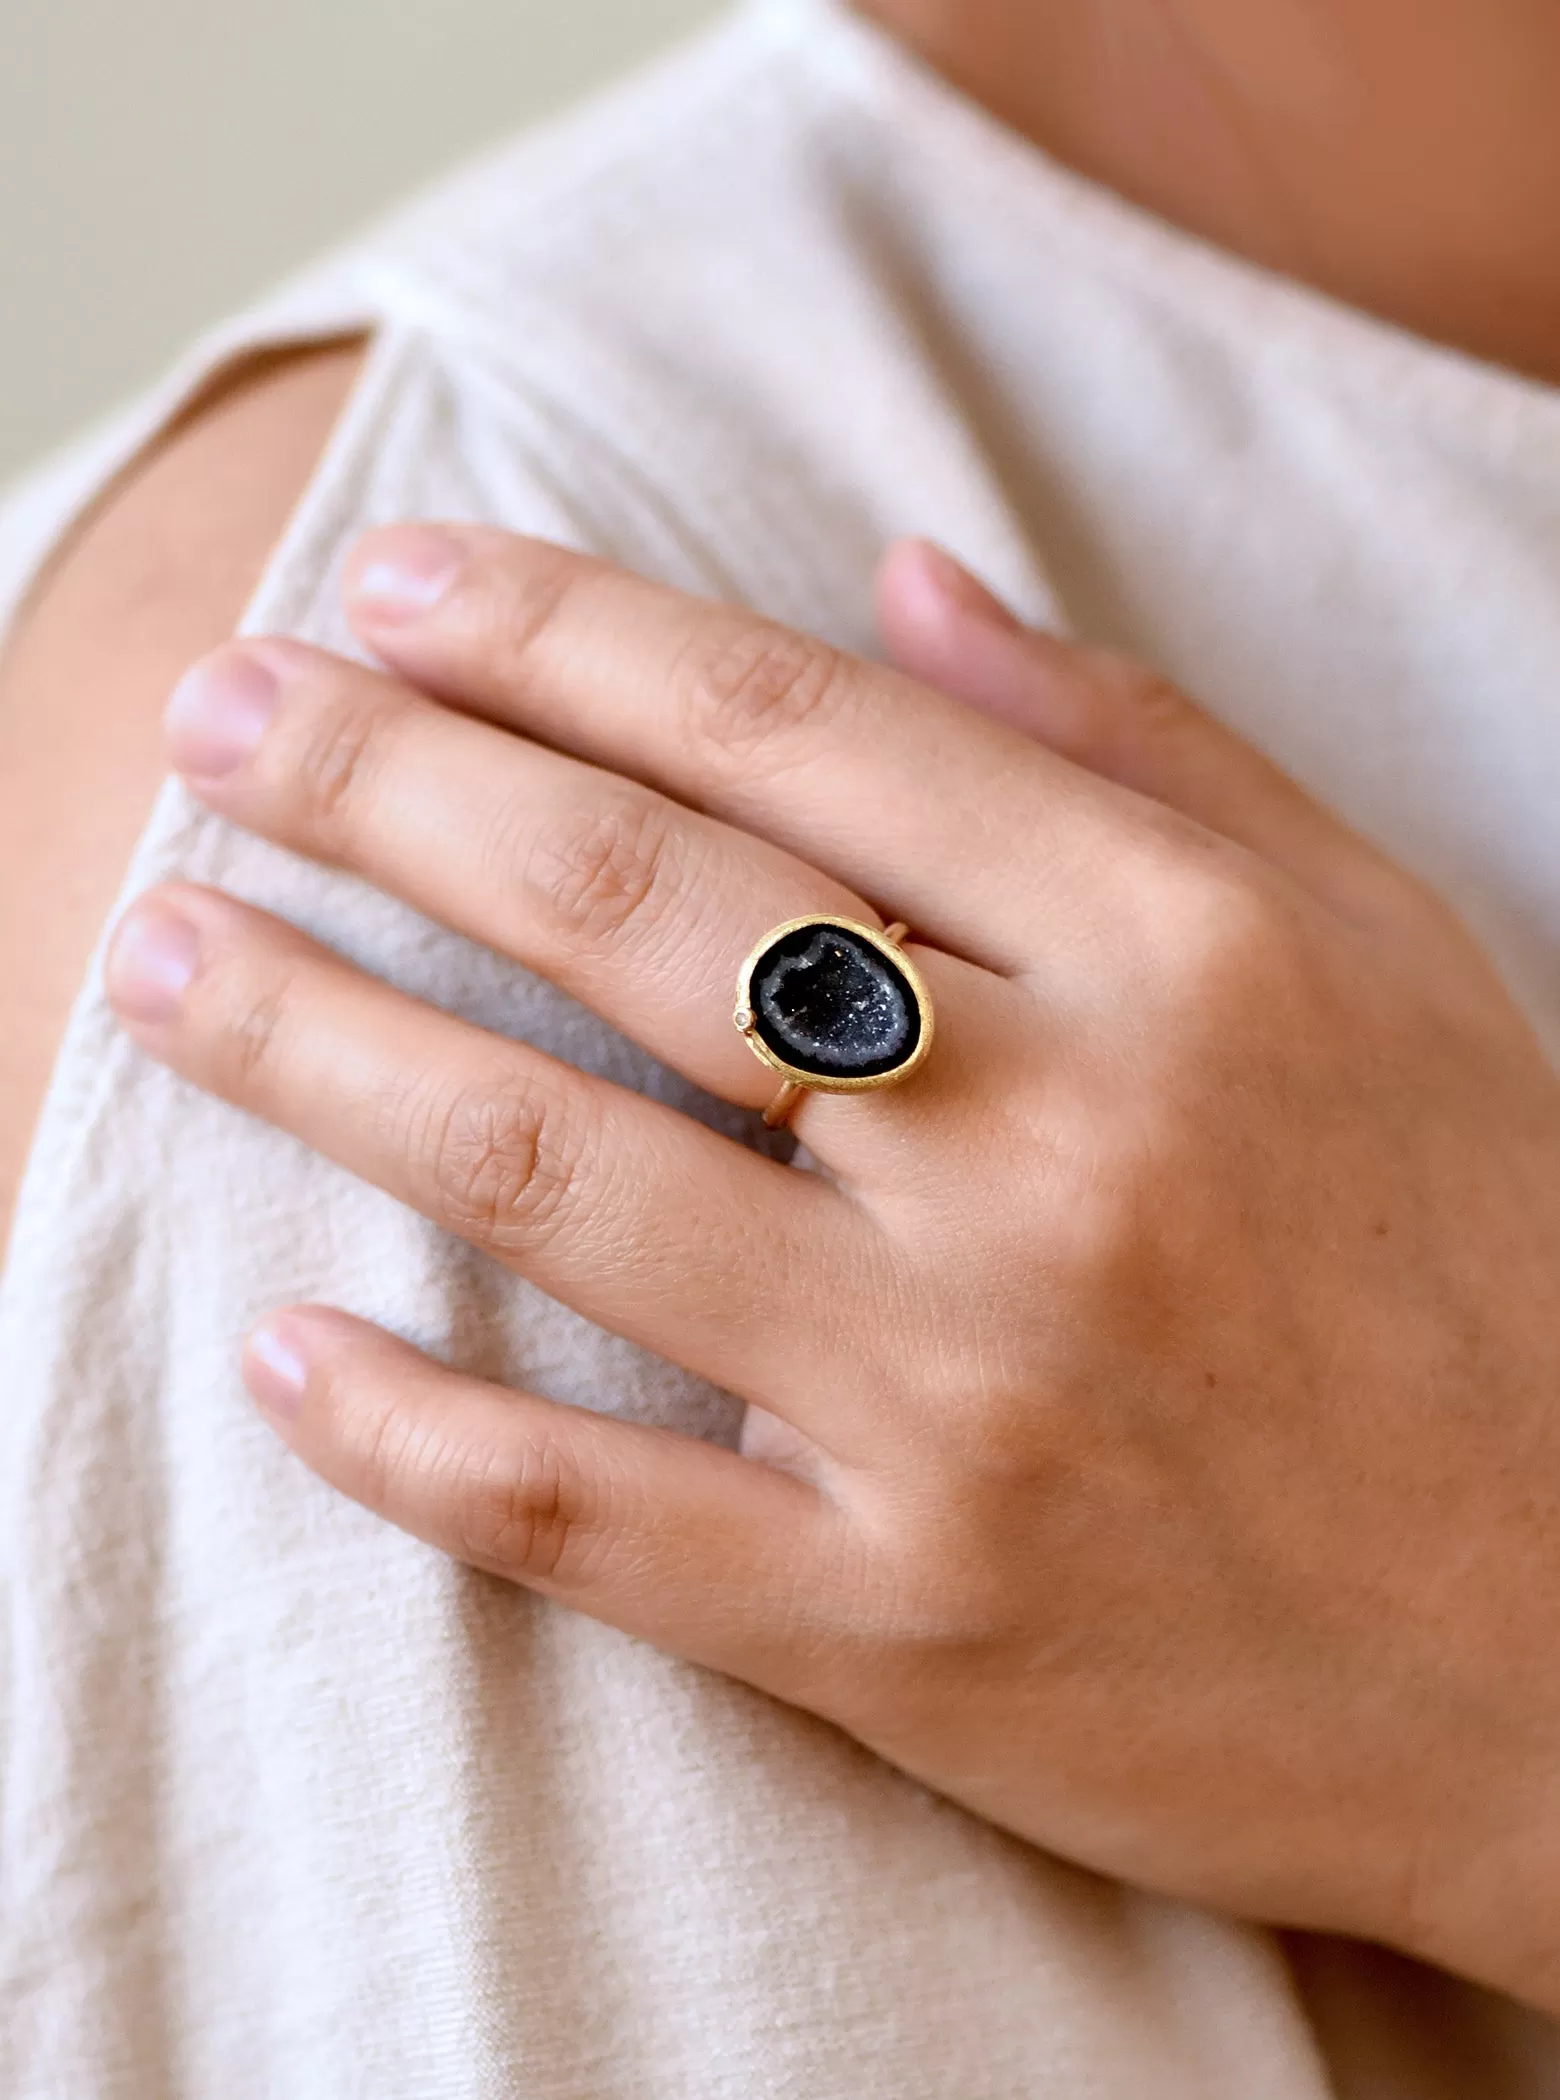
[0,0,722,482]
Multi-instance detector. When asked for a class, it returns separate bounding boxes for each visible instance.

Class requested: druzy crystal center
[748,923,921,1080]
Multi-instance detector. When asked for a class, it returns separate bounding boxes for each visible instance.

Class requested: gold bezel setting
[734,915,935,1097]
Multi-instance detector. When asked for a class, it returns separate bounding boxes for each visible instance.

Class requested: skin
[0,342,365,1257]
[98,526,1560,2011]
[1,0,1558,2014]
[6,0,1560,1244]
[859,0,1560,385]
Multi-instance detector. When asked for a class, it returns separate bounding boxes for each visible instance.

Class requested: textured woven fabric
[4,2,1560,2091]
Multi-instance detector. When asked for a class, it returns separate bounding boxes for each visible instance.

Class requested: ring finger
[104,880,884,1439]
[164,636,999,1154]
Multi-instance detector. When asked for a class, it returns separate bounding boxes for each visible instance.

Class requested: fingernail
[901,541,1022,633]
[347,526,467,623]
[106,903,201,1025]
[165,651,279,779]
[246,1321,308,1420]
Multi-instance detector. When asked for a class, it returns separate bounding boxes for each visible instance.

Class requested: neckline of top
[747,0,1560,459]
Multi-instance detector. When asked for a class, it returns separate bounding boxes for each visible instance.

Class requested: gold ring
[733,916,935,1131]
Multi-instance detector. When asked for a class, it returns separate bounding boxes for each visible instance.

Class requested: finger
[339,526,1150,976]
[245,1305,857,1703]
[104,882,883,1440]
[877,539,1429,931]
[164,636,894,1119]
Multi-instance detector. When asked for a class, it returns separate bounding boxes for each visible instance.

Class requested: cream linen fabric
[4,2,1560,2093]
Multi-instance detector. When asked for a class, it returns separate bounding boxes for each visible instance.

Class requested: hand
[105,528,1560,2009]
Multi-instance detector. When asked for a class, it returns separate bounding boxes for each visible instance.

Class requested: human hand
[105,528,1560,2009]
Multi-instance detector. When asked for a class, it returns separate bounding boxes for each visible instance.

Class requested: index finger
[339,529,1151,975]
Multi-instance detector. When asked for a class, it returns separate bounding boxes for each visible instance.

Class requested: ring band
[733,916,935,1132]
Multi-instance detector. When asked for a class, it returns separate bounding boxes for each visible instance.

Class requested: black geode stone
[746,921,922,1081]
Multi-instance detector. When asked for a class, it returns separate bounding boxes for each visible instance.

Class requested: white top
[4,2,1559,2092]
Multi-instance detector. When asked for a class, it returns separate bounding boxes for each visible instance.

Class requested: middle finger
[343,530,1154,976]
[166,637,997,1132]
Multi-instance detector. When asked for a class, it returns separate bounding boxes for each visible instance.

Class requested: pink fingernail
[246,1321,308,1420]
[347,526,467,622]
[106,903,201,1025]
[901,541,1022,632]
[165,650,279,779]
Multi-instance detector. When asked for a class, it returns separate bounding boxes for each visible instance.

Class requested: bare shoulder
[0,339,368,1253]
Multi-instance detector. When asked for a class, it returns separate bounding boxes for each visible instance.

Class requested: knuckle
[1128,670,1200,743]
[1096,668,1201,782]
[477,541,587,680]
[680,623,850,771]
[1083,837,1312,1069]
[519,794,678,952]
[1149,851,1286,990]
[350,1392,438,1523]
[1059,650,1196,764]
[862,1495,1032,1664]
[421,1077,578,1254]
[225,971,295,1094]
[294,691,391,833]
[454,1435,599,1586]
